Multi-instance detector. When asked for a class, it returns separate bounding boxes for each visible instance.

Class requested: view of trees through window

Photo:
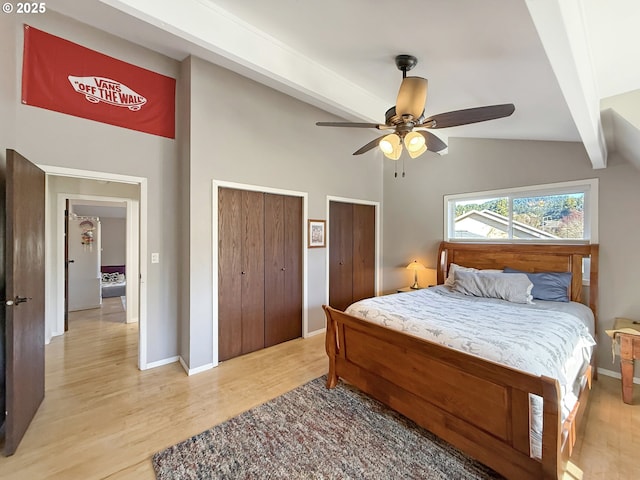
[453,193,585,239]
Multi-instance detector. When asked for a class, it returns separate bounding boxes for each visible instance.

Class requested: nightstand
[397,286,425,293]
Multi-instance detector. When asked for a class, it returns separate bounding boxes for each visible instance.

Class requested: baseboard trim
[598,367,640,385]
[305,327,326,338]
[179,356,214,376]
[142,355,179,370]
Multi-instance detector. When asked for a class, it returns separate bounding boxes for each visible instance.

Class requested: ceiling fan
[316,54,515,161]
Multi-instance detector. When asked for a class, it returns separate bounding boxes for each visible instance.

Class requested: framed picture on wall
[308,219,326,248]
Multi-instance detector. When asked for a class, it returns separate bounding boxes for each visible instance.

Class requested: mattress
[101,267,126,298]
[345,285,596,459]
[101,281,126,298]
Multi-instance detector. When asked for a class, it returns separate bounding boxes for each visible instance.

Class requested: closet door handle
[241,271,246,275]
[6,296,30,306]
[281,267,286,271]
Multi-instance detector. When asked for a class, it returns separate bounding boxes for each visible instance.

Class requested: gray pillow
[503,267,572,302]
[453,270,533,304]
[444,263,502,287]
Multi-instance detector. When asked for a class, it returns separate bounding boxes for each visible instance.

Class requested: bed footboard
[323,305,576,480]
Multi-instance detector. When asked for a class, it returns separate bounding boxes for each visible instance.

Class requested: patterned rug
[152,377,504,479]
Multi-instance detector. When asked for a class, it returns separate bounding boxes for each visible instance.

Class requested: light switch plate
[151,252,159,264]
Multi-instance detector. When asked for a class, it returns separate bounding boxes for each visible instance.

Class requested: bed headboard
[101,265,126,275]
[437,242,599,317]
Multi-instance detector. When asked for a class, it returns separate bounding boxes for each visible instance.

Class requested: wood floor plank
[1,297,639,479]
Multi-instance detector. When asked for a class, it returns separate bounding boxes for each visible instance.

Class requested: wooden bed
[323,242,598,480]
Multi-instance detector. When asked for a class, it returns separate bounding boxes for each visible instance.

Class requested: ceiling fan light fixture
[404,131,425,151]
[379,133,402,160]
[408,144,427,159]
[404,131,427,158]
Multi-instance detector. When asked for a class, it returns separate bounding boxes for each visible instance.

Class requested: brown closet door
[263,194,284,347]
[279,195,302,344]
[352,204,376,303]
[264,193,302,347]
[240,190,265,354]
[329,201,354,311]
[218,188,243,361]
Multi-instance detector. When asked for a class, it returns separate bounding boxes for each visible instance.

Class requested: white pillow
[452,270,534,304]
[444,263,502,287]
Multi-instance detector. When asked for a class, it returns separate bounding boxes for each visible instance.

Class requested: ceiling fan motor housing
[385,106,424,128]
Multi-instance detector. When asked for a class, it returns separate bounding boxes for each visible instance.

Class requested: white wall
[177,57,191,365]
[0,18,16,154]
[382,137,640,372]
[1,12,180,364]
[100,217,126,266]
[186,56,384,369]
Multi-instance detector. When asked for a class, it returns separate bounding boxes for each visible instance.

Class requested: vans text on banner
[22,25,176,139]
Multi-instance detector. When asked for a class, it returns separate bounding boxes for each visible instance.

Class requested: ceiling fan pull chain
[394,161,398,178]
[402,157,406,177]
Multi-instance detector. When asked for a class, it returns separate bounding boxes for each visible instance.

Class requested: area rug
[152,376,503,479]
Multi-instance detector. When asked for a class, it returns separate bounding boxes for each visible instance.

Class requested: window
[444,180,598,243]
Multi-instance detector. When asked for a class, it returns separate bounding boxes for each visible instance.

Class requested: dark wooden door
[219,188,301,359]
[3,149,46,455]
[264,193,285,348]
[282,195,302,342]
[329,201,354,311]
[264,194,301,347]
[218,188,265,361]
[352,204,376,303]
[240,190,264,354]
[64,199,70,332]
[218,187,243,361]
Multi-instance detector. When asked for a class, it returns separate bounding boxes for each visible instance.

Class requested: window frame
[443,179,598,243]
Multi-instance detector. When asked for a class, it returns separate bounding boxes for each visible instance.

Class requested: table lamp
[406,260,426,289]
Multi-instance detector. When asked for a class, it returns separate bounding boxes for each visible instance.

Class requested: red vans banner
[22,25,176,139]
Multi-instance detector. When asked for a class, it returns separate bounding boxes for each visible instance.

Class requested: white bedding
[101,279,126,298]
[345,285,595,459]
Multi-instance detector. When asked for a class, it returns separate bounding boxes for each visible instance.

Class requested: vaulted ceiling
[49,0,640,169]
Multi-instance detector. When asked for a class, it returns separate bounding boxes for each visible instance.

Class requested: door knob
[6,296,30,306]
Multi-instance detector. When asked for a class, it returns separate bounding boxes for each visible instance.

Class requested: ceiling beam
[98,0,388,123]
[525,0,607,169]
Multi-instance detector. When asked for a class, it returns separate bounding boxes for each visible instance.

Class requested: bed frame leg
[327,362,338,389]
[323,305,339,389]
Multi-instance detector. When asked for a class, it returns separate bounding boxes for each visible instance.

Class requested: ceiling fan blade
[316,121,383,129]
[352,134,388,155]
[422,103,515,129]
[396,77,428,119]
[419,130,448,153]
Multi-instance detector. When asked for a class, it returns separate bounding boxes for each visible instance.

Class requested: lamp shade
[406,260,426,271]
[404,131,427,159]
[379,133,402,160]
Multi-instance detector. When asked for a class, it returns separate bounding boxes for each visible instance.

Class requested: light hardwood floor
[0,298,638,479]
